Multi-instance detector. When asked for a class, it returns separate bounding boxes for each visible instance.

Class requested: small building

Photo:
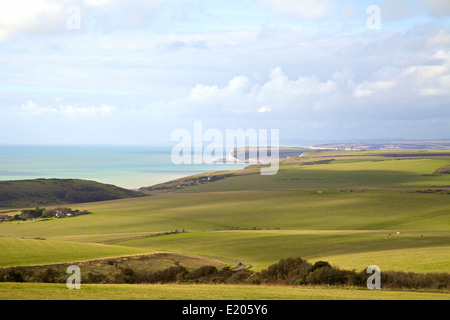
[55,210,65,218]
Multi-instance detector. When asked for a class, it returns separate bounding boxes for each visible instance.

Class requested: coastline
[0,145,250,190]
[2,142,449,190]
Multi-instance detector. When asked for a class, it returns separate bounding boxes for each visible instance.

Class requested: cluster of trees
[0,207,91,222]
[1,257,449,290]
[111,265,246,285]
[251,259,360,286]
[17,207,46,220]
[220,226,280,231]
[0,213,16,223]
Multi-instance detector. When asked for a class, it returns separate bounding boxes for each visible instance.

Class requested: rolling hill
[0,149,449,298]
[0,178,146,208]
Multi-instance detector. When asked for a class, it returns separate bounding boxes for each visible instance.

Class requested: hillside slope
[0,178,146,208]
[141,150,450,193]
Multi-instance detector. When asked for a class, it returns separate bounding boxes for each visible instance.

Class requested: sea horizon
[0,145,250,190]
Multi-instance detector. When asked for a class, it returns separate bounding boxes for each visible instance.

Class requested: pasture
[0,282,449,300]
[1,151,449,298]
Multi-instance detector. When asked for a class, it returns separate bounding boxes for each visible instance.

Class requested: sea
[0,145,249,190]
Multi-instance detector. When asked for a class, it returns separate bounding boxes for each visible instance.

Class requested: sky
[0,0,449,146]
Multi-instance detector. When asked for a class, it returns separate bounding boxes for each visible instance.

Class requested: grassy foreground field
[1,282,448,300]
[1,190,449,272]
[0,150,449,299]
[113,230,450,272]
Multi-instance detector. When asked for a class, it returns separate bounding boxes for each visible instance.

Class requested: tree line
[1,257,448,291]
[0,207,91,222]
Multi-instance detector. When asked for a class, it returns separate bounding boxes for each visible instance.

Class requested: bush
[258,258,312,284]
[381,271,450,290]
[186,265,218,281]
[1,268,25,282]
[119,268,136,284]
[305,266,347,285]
[307,261,331,273]
[84,272,109,284]
[225,270,252,284]
[37,268,62,283]
[144,266,188,283]
[42,209,54,218]
[346,270,365,287]
[210,267,234,283]
[1,257,448,291]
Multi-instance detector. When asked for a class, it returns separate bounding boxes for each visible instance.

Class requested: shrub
[307,261,331,273]
[186,265,218,281]
[346,270,365,287]
[42,209,54,218]
[258,258,312,284]
[1,268,25,282]
[381,271,450,290]
[37,268,62,283]
[212,267,235,283]
[225,270,252,284]
[145,266,188,283]
[305,266,347,285]
[84,272,109,284]
[119,268,136,284]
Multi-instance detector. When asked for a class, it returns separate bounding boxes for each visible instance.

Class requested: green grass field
[2,189,449,238]
[0,237,151,267]
[177,158,450,192]
[1,189,449,272]
[1,282,448,300]
[113,230,450,272]
[1,151,449,299]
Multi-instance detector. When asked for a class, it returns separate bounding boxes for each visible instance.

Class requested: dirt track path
[233,262,247,271]
[222,259,247,271]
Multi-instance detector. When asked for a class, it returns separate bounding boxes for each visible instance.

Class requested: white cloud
[0,0,162,41]
[261,0,336,19]
[258,106,272,113]
[254,66,339,107]
[426,29,450,47]
[421,0,450,17]
[4,52,450,143]
[143,51,449,118]
[186,75,251,111]
[353,81,397,98]
[13,101,117,118]
[59,104,117,117]
[83,0,115,7]
[188,84,219,103]
[163,52,450,119]
[142,66,349,117]
[381,0,419,21]
[403,50,450,79]
[380,0,450,20]
[0,0,69,41]
[400,50,450,96]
